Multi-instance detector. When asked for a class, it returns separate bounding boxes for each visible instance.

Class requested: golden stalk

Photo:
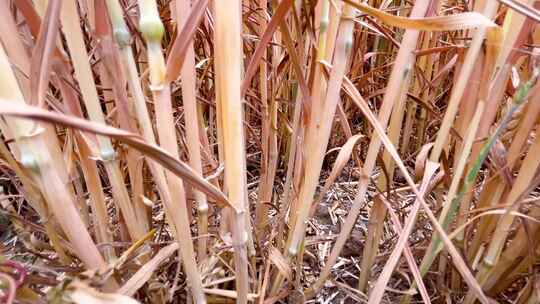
[136,0,205,302]
[175,0,209,261]
[213,0,250,302]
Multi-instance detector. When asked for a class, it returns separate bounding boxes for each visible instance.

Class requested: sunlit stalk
[137,0,205,302]
[213,0,250,302]
[60,0,146,241]
[277,1,356,294]
[175,0,209,261]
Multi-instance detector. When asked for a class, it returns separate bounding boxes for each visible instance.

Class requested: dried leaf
[0,99,231,208]
[241,0,294,97]
[310,134,363,216]
[268,246,292,282]
[414,143,434,181]
[165,0,209,82]
[118,243,179,296]
[343,0,497,31]
[29,0,61,107]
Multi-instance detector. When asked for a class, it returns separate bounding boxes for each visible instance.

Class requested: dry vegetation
[0,0,540,303]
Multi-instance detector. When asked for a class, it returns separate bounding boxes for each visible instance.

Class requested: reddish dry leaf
[165,0,209,82]
[0,99,231,208]
[29,0,61,107]
[241,0,294,97]
[377,195,431,304]
[309,133,363,216]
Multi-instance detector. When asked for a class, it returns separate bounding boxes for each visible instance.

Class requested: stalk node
[287,245,298,257]
[139,18,165,44]
[232,231,248,248]
[197,203,209,213]
[320,19,328,32]
[482,257,495,267]
[113,28,132,47]
[20,153,39,173]
[149,82,165,91]
[100,148,117,162]
[147,45,166,87]
[344,37,353,53]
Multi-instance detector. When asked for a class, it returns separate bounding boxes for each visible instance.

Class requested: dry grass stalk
[60,0,146,242]
[174,0,210,262]
[213,0,250,302]
[137,0,205,302]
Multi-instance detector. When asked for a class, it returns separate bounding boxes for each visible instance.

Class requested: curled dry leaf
[414,143,434,181]
[343,0,497,31]
[310,133,363,216]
